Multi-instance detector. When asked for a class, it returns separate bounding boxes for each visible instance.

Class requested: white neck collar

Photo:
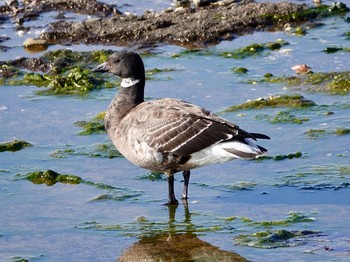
[121,78,140,88]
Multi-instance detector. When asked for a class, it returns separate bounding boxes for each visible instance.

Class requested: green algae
[171,40,288,59]
[77,219,167,236]
[234,229,321,248]
[304,128,327,139]
[323,46,350,54]
[90,191,141,201]
[304,127,350,138]
[328,1,350,14]
[276,164,350,189]
[221,181,257,191]
[262,2,349,27]
[10,255,44,262]
[265,71,350,95]
[171,49,214,58]
[256,111,310,124]
[40,49,113,72]
[147,68,175,75]
[224,94,316,112]
[74,120,105,135]
[335,127,350,135]
[345,31,350,40]
[91,50,114,63]
[50,143,122,159]
[25,170,82,186]
[234,212,320,248]
[35,67,107,95]
[23,169,141,201]
[0,140,32,152]
[79,221,123,231]
[11,67,111,95]
[146,67,179,80]
[231,67,249,74]
[137,171,166,181]
[272,152,303,160]
[74,112,106,135]
[238,212,314,228]
[83,181,142,202]
[294,26,307,36]
[94,143,122,158]
[0,50,118,95]
[339,166,350,175]
[258,152,303,161]
[220,40,288,59]
[0,64,19,79]
[77,210,317,245]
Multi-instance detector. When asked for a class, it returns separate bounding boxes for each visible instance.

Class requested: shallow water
[1,1,350,261]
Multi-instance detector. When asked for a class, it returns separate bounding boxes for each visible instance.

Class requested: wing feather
[127,98,266,156]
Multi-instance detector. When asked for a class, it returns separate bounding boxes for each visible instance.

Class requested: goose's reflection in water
[118,201,248,262]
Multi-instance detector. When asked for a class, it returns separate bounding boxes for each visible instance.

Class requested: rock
[23,37,48,53]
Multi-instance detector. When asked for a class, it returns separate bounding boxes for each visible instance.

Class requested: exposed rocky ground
[40,0,310,47]
[0,0,327,48]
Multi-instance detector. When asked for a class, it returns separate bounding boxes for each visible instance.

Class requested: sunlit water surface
[1,1,350,261]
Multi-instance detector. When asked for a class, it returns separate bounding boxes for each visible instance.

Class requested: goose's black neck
[119,77,145,105]
[106,77,145,128]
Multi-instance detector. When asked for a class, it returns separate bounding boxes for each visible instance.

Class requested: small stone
[23,37,48,53]
[23,37,48,47]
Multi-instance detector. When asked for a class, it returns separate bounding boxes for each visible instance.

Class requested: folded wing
[131,99,269,158]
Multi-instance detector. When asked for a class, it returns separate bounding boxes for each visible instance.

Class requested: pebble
[23,37,48,53]
[23,37,48,47]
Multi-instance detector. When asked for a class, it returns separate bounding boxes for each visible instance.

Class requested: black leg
[181,170,190,199]
[167,174,178,205]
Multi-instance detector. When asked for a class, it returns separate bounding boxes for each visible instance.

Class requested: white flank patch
[188,139,262,167]
[121,78,140,88]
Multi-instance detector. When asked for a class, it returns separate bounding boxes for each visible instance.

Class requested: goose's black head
[94,51,145,81]
[94,51,146,105]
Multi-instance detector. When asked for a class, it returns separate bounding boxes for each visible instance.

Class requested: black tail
[251,133,270,140]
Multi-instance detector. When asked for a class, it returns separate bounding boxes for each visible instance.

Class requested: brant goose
[94,51,270,205]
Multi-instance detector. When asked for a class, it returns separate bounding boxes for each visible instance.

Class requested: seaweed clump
[304,127,350,138]
[0,140,32,152]
[220,40,288,59]
[256,111,310,124]
[0,50,116,95]
[24,67,108,95]
[263,1,349,26]
[234,229,321,248]
[258,151,303,161]
[233,212,319,248]
[50,143,122,159]
[231,67,249,74]
[0,65,19,79]
[224,94,316,112]
[25,170,82,186]
[23,169,141,201]
[323,46,350,54]
[267,71,350,95]
[137,171,166,181]
[74,112,106,135]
